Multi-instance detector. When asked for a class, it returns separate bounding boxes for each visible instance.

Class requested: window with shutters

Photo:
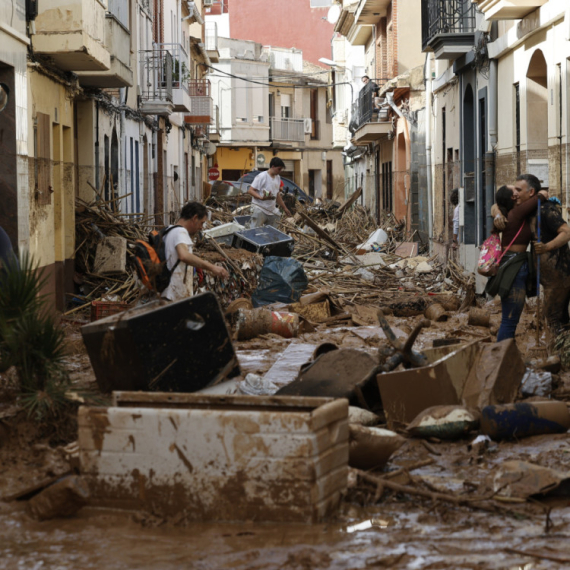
[36,112,51,205]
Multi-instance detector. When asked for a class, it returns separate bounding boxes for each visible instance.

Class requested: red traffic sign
[208,167,220,181]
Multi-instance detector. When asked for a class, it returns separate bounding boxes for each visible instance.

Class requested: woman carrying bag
[482,185,548,341]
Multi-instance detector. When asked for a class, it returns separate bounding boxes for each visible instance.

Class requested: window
[280,93,291,119]
[310,0,332,6]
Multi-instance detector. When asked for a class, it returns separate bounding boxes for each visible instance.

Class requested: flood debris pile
[72,198,263,316]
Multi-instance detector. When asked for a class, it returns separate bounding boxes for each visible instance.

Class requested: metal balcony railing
[349,89,391,133]
[156,43,189,92]
[421,0,477,51]
[205,21,218,51]
[139,49,173,103]
[270,117,305,142]
[108,0,129,28]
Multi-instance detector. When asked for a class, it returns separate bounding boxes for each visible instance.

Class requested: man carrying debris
[162,202,229,302]
[247,157,292,228]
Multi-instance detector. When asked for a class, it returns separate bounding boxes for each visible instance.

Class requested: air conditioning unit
[203,0,213,6]
[303,118,312,134]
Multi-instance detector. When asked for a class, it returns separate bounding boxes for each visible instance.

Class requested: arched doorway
[526,50,548,185]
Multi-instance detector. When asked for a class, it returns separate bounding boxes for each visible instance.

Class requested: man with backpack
[161,202,229,302]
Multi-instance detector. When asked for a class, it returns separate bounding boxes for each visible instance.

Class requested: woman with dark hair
[486,183,548,341]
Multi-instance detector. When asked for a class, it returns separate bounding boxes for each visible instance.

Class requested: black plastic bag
[252,256,308,307]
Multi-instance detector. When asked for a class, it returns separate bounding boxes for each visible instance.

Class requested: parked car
[237,171,313,204]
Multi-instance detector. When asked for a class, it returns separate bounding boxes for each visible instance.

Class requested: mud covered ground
[2,298,570,569]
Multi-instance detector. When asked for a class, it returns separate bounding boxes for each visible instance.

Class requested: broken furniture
[233,225,294,257]
[78,393,348,523]
[81,292,240,393]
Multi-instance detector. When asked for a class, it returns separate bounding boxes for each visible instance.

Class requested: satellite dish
[206,142,217,156]
[257,153,266,165]
[327,3,341,24]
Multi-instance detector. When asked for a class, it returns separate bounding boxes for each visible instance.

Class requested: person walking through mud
[162,201,229,302]
[486,178,549,341]
[529,189,570,350]
[247,157,292,228]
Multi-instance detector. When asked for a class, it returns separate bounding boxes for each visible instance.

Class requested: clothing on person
[495,253,529,342]
[249,208,280,229]
[250,171,282,228]
[488,194,539,342]
[161,225,194,302]
[500,193,539,249]
[532,200,570,349]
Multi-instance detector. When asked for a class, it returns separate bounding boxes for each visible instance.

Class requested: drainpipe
[95,100,100,192]
[487,23,499,236]
[425,52,433,247]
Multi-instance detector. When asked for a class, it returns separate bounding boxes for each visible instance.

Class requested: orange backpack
[133,225,182,292]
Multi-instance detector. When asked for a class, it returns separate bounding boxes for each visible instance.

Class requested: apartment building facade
[207,37,344,200]
[423,0,570,279]
[331,0,428,235]
[0,0,214,311]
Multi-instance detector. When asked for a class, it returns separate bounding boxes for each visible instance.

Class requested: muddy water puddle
[1,499,569,569]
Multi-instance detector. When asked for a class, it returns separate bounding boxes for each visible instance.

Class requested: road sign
[208,167,220,181]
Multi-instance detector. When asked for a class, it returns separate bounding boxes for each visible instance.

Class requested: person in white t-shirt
[247,157,292,228]
[162,202,229,302]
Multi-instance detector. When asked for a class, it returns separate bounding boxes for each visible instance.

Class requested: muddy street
[3,301,570,569]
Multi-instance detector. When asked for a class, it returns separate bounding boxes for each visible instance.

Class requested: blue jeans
[497,260,529,342]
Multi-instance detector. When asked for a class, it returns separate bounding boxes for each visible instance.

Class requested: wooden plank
[337,187,362,215]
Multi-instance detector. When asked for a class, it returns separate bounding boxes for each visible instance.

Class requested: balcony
[139,49,174,116]
[471,0,547,20]
[184,80,214,125]
[263,47,303,73]
[270,118,306,142]
[76,0,133,87]
[205,22,220,63]
[422,0,477,60]
[350,90,392,145]
[33,0,111,71]
[139,44,191,114]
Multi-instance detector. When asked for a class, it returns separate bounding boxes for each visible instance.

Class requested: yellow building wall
[27,69,75,311]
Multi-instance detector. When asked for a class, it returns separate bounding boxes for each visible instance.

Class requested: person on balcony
[247,157,292,228]
[362,75,380,111]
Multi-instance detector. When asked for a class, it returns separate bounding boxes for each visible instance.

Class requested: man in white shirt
[247,157,292,228]
[162,202,229,302]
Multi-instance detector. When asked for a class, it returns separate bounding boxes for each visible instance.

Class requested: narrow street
[2,0,570,568]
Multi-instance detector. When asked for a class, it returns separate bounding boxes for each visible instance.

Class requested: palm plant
[0,252,70,419]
